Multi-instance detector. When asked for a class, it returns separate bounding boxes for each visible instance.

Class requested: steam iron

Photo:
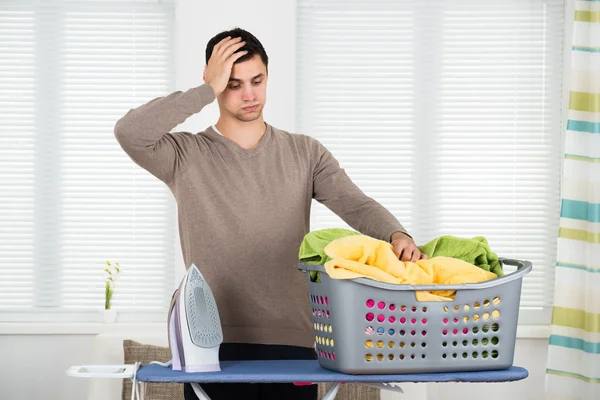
[168,263,223,373]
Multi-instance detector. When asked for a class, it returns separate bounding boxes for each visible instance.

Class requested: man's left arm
[311,139,427,262]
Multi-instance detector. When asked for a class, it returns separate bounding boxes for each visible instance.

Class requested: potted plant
[103,261,121,322]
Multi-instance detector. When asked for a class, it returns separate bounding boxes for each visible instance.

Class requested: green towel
[298,228,360,265]
[298,229,503,277]
[417,235,503,277]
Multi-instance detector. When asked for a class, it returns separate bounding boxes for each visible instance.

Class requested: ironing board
[132,360,529,400]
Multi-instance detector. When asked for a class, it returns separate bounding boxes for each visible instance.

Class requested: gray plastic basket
[297,258,532,375]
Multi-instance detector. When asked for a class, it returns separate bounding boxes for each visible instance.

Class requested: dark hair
[205,28,268,71]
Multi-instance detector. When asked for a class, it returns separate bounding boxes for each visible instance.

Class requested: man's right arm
[114,36,248,184]
[113,84,216,183]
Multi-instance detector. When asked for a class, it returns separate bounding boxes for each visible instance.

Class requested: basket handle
[297,258,532,292]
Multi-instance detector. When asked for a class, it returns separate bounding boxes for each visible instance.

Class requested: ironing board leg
[139,382,146,400]
[322,382,341,400]
[191,383,212,400]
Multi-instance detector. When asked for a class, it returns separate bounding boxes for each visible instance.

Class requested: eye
[252,80,262,86]
[229,85,241,90]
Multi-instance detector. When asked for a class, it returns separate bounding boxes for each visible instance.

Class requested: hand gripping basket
[297,258,532,374]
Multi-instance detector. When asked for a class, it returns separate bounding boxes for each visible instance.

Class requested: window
[297,0,565,324]
[0,0,176,322]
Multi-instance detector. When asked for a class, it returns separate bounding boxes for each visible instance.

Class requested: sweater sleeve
[113,84,216,184]
[310,137,410,242]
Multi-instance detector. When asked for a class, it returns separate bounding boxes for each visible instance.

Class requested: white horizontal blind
[297,0,564,323]
[0,1,176,321]
[0,8,36,308]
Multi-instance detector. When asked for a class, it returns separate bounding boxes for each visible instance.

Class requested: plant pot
[103,308,117,323]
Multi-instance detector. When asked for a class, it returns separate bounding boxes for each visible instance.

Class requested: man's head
[205,28,268,123]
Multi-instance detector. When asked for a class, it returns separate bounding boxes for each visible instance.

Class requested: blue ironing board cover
[136,360,528,383]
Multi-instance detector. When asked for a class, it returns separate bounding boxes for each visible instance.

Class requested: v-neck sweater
[114,83,408,348]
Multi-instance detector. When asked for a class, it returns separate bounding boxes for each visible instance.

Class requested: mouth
[242,104,260,112]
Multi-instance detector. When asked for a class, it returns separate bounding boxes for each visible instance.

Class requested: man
[114,28,425,400]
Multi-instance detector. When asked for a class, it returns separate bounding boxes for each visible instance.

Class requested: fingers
[410,250,419,263]
[223,40,247,61]
[227,48,248,65]
[211,36,232,59]
[216,36,244,59]
[392,239,426,262]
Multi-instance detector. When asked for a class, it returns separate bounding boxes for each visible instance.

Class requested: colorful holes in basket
[389,303,397,311]
[492,310,501,319]
[400,317,407,324]
[389,316,396,323]
[388,341,395,349]
[376,327,385,336]
[378,301,386,310]
[366,299,375,308]
[318,350,336,359]
[376,354,384,361]
[399,329,406,336]
[411,318,417,324]
[366,312,375,321]
[365,326,374,335]
[492,323,500,332]
[365,340,374,348]
[377,340,385,349]
[377,314,385,323]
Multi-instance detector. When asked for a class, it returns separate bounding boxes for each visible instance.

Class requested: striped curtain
[545,1,600,399]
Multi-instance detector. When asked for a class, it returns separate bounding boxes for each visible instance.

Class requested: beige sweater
[114,83,408,348]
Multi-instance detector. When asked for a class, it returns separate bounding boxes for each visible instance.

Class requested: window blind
[0,0,176,322]
[297,0,565,324]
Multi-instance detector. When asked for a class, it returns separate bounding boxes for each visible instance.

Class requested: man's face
[218,54,268,122]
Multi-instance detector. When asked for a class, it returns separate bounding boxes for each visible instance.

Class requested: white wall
[0,0,560,399]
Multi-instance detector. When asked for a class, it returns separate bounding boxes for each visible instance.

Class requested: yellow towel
[323,235,498,301]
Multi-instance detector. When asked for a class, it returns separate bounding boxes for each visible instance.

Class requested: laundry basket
[297,258,532,375]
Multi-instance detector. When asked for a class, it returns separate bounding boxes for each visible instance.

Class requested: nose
[242,84,255,102]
